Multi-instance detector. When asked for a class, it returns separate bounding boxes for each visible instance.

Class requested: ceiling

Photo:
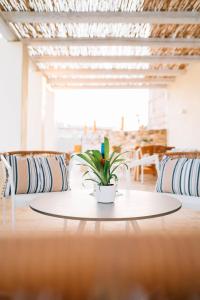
[0,0,200,89]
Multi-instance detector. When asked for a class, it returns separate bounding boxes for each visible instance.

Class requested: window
[55,89,149,131]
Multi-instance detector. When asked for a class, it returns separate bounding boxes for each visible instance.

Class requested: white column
[21,44,29,149]
[0,40,23,151]
[42,85,56,150]
[27,62,44,149]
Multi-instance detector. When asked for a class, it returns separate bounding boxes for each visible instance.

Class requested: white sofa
[128,151,200,211]
[171,194,200,211]
[2,153,200,229]
[0,152,71,228]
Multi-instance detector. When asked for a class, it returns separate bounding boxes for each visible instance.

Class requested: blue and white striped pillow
[156,156,200,197]
[5,155,69,195]
[38,156,69,193]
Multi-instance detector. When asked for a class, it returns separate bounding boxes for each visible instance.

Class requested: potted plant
[76,137,128,203]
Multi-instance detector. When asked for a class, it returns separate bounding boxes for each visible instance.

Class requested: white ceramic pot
[95,185,116,204]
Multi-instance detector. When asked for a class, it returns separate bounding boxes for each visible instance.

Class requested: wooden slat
[33,55,200,64]
[3,11,200,24]
[0,13,17,41]
[43,68,184,77]
[51,84,168,90]
[25,37,200,48]
[48,78,174,85]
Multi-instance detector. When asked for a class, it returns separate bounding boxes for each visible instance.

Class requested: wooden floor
[1,169,200,234]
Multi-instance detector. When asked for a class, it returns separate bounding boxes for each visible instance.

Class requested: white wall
[148,89,168,129]
[26,64,56,150]
[27,63,44,149]
[167,63,200,149]
[0,40,22,151]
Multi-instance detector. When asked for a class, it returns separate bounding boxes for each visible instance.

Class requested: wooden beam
[33,55,200,64]
[51,84,168,90]
[43,68,184,77]
[3,11,200,24]
[48,78,174,85]
[0,13,17,41]
[25,37,200,48]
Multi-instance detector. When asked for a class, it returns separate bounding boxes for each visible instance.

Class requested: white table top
[30,189,182,221]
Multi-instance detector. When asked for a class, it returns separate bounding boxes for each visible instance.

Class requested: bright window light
[55,89,149,131]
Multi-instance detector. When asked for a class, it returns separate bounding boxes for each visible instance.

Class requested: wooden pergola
[0,0,200,89]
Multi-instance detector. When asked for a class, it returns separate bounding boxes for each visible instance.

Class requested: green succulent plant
[76,137,128,186]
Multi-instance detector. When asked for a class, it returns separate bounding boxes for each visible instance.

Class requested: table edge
[30,203,182,222]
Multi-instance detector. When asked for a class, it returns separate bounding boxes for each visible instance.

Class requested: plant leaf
[91,150,102,171]
[82,170,89,177]
[112,158,126,164]
[110,151,129,168]
[75,143,128,186]
[85,151,101,171]
[111,162,129,175]
[108,173,118,183]
[103,160,110,184]
[104,136,110,160]
[92,150,102,160]
[84,178,100,185]
[76,153,95,168]
[109,151,115,163]
[76,162,107,185]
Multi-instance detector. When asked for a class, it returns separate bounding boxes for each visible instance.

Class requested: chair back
[140,145,174,157]
[0,150,70,163]
[165,151,200,159]
[0,157,8,201]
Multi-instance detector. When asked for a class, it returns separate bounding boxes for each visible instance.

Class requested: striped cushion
[38,156,69,193]
[5,155,69,195]
[156,156,200,196]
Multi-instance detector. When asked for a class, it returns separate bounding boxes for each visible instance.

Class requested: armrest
[0,155,15,197]
[0,155,11,170]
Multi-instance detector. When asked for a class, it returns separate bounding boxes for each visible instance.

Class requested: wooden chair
[1,150,70,163]
[165,151,200,159]
[131,145,174,183]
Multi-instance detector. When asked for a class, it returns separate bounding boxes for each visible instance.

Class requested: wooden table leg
[77,220,87,233]
[129,220,141,233]
[125,221,131,233]
[63,219,68,231]
[136,166,140,181]
[141,165,144,184]
[95,221,101,234]
[161,217,166,230]
[133,167,137,181]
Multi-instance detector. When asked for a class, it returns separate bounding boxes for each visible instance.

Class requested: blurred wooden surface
[0,232,200,299]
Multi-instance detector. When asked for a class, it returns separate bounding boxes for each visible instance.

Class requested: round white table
[30,189,181,233]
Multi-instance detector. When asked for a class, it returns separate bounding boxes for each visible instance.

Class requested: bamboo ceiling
[0,0,200,89]
[1,0,200,12]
